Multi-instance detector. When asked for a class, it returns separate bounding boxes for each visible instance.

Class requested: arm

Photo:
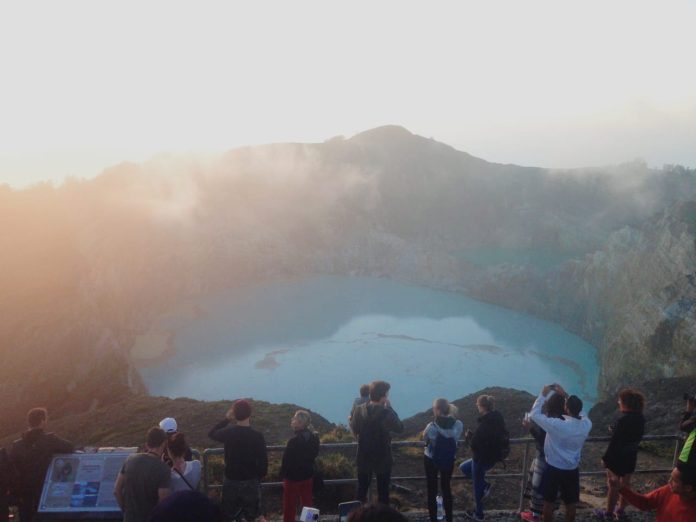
[279,438,292,478]
[113,473,125,511]
[349,408,362,435]
[384,407,404,434]
[604,415,628,461]
[528,423,545,445]
[51,435,75,454]
[257,434,268,479]
[618,485,664,512]
[529,391,567,436]
[310,434,320,461]
[208,419,230,443]
[157,487,170,503]
[680,405,696,432]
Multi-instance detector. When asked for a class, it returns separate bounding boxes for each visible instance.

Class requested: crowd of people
[0,382,695,522]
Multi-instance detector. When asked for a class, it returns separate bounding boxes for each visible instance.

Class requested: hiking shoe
[482,482,493,500]
[593,508,617,520]
[520,510,539,521]
[464,511,485,521]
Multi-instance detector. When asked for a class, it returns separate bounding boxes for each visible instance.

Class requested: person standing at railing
[350,380,404,505]
[529,384,592,522]
[422,398,463,522]
[608,463,696,521]
[0,447,11,522]
[349,384,371,429]
[113,427,171,522]
[280,410,320,522]
[520,392,566,522]
[594,388,646,521]
[168,433,202,493]
[209,399,268,522]
[9,407,74,522]
[459,394,508,522]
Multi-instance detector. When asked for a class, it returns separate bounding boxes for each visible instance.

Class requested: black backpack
[431,431,457,471]
[493,424,511,463]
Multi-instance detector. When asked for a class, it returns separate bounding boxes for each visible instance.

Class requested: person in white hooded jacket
[422,398,464,522]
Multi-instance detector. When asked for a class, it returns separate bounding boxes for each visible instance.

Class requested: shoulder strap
[173,465,195,490]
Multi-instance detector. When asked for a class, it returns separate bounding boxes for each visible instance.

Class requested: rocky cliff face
[465,202,696,396]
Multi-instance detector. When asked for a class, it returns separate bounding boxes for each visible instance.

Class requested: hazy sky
[1,1,695,187]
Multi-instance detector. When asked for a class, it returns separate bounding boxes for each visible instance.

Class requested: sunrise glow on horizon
[1,0,696,188]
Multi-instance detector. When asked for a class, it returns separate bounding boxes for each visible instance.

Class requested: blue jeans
[459,459,493,516]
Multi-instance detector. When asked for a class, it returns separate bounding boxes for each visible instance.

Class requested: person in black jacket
[208,399,267,522]
[595,388,646,520]
[9,407,74,522]
[350,380,404,505]
[280,410,319,522]
[0,447,11,522]
[458,394,507,522]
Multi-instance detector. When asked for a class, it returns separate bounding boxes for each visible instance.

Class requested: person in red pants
[280,410,320,522]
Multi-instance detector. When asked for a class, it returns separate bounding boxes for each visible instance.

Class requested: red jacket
[620,484,696,522]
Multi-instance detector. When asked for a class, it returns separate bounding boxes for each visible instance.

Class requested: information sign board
[38,452,133,518]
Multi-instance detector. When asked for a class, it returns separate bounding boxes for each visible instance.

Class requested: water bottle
[436,494,444,521]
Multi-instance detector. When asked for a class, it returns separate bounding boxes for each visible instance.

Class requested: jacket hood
[479,410,504,425]
[435,415,457,430]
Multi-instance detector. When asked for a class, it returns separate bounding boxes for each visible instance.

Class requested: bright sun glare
[1,0,695,187]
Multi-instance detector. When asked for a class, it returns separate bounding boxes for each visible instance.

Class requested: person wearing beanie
[209,399,268,521]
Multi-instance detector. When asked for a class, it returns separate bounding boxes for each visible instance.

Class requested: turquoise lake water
[140,276,598,423]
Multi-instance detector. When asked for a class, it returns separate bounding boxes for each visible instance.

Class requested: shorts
[540,464,579,505]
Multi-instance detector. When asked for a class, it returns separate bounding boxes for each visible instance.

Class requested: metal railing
[201,434,684,512]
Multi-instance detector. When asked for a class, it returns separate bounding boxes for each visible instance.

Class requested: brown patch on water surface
[372,333,504,354]
[528,349,588,392]
[255,349,289,370]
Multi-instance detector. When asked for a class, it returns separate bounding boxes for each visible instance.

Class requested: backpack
[431,431,457,471]
[493,425,511,463]
[358,407,389,461]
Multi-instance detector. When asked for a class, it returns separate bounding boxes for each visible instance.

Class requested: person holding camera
[679,393,696,469]
[520,393,566,522]
[350,380,404,506]
[594,388,646,520]
[529,384,592,522]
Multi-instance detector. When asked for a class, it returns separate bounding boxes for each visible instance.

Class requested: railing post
[203,449,209,496]
[518,439,530,513]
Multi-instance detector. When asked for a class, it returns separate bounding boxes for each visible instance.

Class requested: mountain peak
[349,125,415,143]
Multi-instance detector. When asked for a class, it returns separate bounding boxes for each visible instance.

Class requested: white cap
[159,417,178,433]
